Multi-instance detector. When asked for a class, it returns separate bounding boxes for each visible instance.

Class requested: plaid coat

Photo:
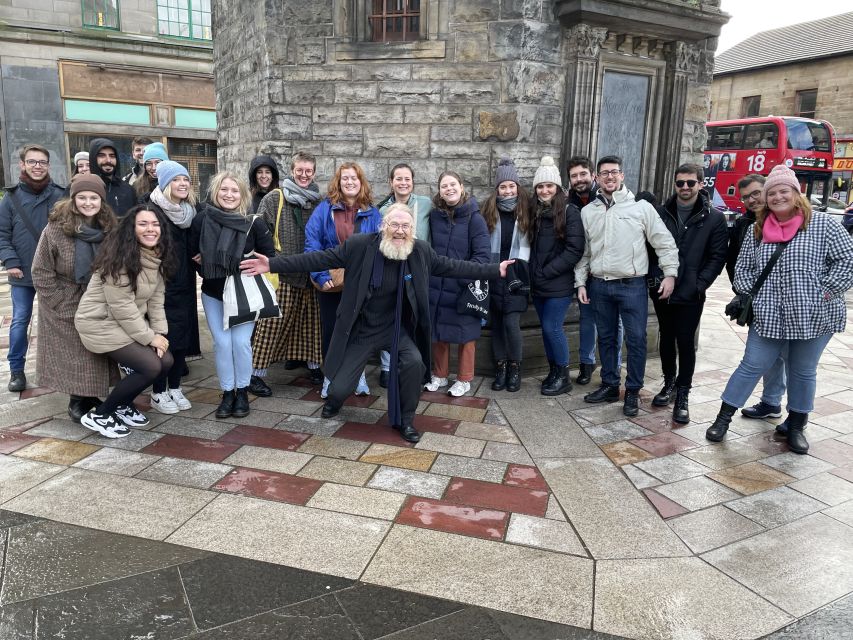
[31,223,116,396]
[734,212,853,340]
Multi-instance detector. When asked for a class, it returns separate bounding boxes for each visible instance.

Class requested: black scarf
[198,206,253,279]
[370,249,407,428]
[18,170,51,194]
[74,224,105,284]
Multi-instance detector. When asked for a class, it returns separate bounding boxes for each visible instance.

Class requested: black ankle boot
[491,361,507,391]
[672,386,690,424]
[623,389,640,416]
[706,402,737,441]
[542,365,571,396]
[232,387,250,418]
[787,411,810,454]
[506,361,521,392]
[541,361,557,391]
[216,390,236,419]
[576,363,596,385]
[652,376,676,406]
[68,395,89,423]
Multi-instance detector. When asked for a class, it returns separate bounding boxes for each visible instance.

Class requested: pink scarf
[763,211,803,243]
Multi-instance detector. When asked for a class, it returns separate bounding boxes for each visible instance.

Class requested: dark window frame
[81,0,120,31]
[795,89,818,119]
[741,95,761,118]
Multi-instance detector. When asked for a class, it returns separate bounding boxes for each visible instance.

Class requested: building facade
[0,1,216,189]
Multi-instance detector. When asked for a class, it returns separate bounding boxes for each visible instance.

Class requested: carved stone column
[562,24,608,163]
[655,41,698,196]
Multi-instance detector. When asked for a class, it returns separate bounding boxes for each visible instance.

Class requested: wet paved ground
[1,276,852,639]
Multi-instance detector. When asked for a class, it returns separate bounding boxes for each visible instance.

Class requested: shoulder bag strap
[272,188,284,252]
[7,191,42,242]
[750,241,790,296]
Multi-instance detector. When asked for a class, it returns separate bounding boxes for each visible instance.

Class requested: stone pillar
[655,41,698,195]
[561,23,608,165]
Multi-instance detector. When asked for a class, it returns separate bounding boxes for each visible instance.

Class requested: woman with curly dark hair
[32,174,117,422]
[74,204,176,438]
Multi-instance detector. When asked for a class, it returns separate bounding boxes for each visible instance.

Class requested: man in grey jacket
[575,155,679,416]
[0,144,66,391]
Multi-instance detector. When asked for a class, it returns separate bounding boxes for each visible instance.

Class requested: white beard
[379,236,415,261]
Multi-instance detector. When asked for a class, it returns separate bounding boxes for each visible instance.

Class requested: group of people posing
[2,138,852,450]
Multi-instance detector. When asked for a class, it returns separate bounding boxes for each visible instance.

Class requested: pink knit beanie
[763,164,801,194]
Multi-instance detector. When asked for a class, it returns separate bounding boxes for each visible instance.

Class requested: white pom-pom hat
[533,155,562,189]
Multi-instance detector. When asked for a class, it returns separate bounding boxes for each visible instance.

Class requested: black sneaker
[114,404,150,428]
[584,384,620,404]
[8,371,26,393]
[80,410,131,439]
[741,401,782,419]
[249,375,273,397]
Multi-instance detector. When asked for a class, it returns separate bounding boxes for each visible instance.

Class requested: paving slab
[2,468,215,540]
[790,472,853,506]
[760,452,836,479]
[544,494,568,521]
[762,592,853,640]
[499,397,603,460]
[726,486,828,528]
[367,466,450,499]
[306,482,406,520]
[135,457,233,489]
[504,513,587,556]
[584,420,654,445]
[167,493,390,579]
[153,416,237,440]
[359,443,437,471]
[249,396,325,416]
[0,454,64,503]
[634,453,711,483]
[22,418,91,441]
[71,447,160,477]
[13,438,99,466]
[453,421,520,444]
[361,524,594,628]
[0,393,68,428]
[594,557,792,639]
[539,458,690,559]
[822,500,853,527]
[621,464,661,489]
[667,505,765,554]
[703,513,853,617]
[296,434,370,460]
[415,432,486,458]
[653,475,742,511]
[221,445,312,475]
[707,461,796,495]
[430,453,507,483]
[80,428,164,451]
[276,415,342,436]
[297,456,378,486]
[680,440,766,470]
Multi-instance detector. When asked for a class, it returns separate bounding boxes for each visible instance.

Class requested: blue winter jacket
[428,197,491,344]
[304,198,381,287]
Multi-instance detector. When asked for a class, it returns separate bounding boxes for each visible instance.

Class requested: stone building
[214,0,728,199]
[0,1,216,189]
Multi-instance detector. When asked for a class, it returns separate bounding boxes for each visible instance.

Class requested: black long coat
[268,233,500,381]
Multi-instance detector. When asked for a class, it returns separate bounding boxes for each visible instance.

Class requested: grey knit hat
[494,156,520,189]
[532,155,562,189]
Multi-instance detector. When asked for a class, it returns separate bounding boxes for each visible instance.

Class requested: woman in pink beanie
[706,164,853,453]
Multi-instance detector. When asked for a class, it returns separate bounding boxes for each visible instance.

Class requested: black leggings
[152,348,186,394]
[98,343,174,415]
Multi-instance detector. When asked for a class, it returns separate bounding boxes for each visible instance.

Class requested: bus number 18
[747,154,766,173]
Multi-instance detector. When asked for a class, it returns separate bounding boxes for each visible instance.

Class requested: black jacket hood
[249,155,281,192]
[88,138,122,183]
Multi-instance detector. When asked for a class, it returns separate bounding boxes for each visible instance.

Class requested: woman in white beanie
[707,164,853,453]
[72,151,90,176]
[528,156,585,396]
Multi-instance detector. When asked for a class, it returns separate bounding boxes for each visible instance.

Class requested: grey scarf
[150,186,196,229]
[74,225,105,284]
[282,179,321,209]
[497,196,518,212]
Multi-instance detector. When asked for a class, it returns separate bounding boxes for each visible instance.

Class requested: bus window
[706,125,745,150]
[744,123,779,149]
[785,119,831,152]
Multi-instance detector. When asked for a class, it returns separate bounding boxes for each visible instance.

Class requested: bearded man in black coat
[242,203,514,443]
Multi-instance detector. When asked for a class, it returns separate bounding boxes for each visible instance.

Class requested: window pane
[796,90,817,118]
[785,119,831,152]
[706,125,745,150]
[743,123,778,149]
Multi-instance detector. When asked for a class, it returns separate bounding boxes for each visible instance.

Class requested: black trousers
[317,290,342,359]
[327,332,425,428]
[650,292,704,388]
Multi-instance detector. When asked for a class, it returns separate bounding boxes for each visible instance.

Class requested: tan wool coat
[75,247,168,354]
[31,222,116,396]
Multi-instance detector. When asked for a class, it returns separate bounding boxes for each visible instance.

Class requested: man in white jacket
[575,155,679,417]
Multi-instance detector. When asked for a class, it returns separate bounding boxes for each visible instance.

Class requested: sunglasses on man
[675,179,698,188]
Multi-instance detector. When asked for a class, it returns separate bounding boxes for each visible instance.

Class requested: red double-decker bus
[703,116,834,211]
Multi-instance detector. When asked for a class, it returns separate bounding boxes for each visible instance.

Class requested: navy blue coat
[428,197,490,344]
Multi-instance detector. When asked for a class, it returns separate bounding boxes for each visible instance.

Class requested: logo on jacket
[468,280,489,302]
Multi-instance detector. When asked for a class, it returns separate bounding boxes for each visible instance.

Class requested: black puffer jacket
[88,138,136,217]
[249,155,281,213]
[529,202,585,298]
[648,192,728,304]
[726,210,756,287]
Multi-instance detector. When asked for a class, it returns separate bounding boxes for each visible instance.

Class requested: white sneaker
[424,376,448,392]
[321,377,330,399]
[169,388,192,410]
[80,410,130,439]
[150,391,179,414]
[114,404,150,428]
[447,380,471,397]
[355,372,370,396]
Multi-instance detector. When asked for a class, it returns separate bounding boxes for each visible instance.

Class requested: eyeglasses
[675,180,698,188]
[597,169,621,178]
[25,159,49,167]
[740,190,763,202]
[386,222,412,232]
[294,169,314,177]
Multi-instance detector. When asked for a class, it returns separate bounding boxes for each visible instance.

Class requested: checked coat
[734,212,853,340]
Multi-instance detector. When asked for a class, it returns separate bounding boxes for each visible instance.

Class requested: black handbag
[725,241,789,326]
[457,279,489,321]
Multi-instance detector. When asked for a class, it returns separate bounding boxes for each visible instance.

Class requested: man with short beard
[241,204,513,443]
[89,138,135,216]
[0,144,66,391]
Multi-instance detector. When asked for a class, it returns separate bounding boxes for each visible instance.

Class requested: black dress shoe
[575,363,596,385]
[379,370,390,389]
[584,384,619,404]
[68,395,89,422]
[308,368,324,385]
[249,375,273,397]
[8,371,26,393]
[393,424,421,443]
[216,390,236,419]
[623,390,640,417]
[321,402,340,419]
[232,387,250,418]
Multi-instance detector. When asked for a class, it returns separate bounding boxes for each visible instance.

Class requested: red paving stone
[219,424,310,450]
[419,391,489,409]
[0,431,41,454]
[19,387,54,400]
[630,431,696,457]
[289,377,318,388]
[629,413,681,434]
[503,464,549,491]
[377,413,459,435]
[643,488,689,519]
[1,417,52,433]
[300,388,378,407]
[395,496,508,541]
[830,466,853,483]
[811,397,851,417]
[807,439,853,467]
[142,434,240,463]
[738,431,790,456]
[333,421,415,448]
[214,467,322,505]
[443,477,548,517]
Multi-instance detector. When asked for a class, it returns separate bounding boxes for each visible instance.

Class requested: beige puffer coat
[75,247,168,353]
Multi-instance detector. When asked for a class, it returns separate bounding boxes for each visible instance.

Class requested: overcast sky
[717,0,845,53]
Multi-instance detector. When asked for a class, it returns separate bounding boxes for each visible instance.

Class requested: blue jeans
[578,294,623,367]
[760,356,787,407]
[588,277,648,391]
[380,350,390,372]
[8,285,36,372]
[722,328,830,413]
[202,294,255,391]
[533,296,572,367]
